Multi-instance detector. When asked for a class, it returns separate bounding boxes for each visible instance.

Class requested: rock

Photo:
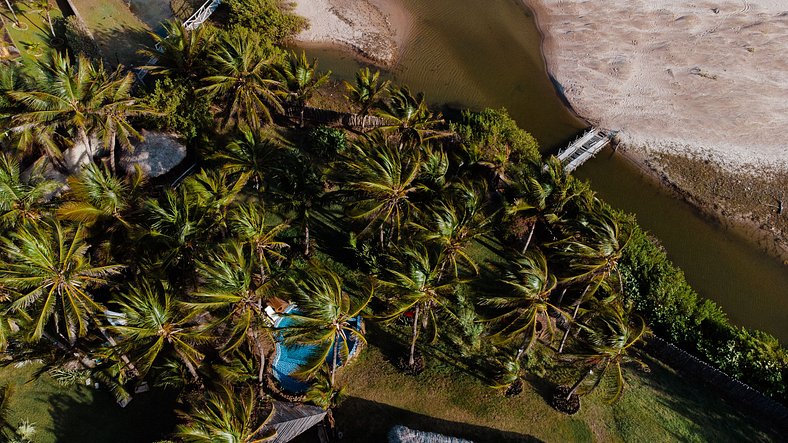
[120,131,186,177]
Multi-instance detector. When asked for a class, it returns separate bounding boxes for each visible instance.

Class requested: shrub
[140,77,211,142]
[224,0,307,44]
[621,224,787,402]
[304,126,347,159]
[451,108,541,171]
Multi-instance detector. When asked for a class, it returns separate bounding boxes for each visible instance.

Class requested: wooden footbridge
[557,127,615,172]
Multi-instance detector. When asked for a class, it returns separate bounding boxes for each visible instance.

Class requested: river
[296,0,788,342]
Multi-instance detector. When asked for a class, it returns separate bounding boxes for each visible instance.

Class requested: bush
[224,0,307,44]
[140,77,211,142]
[451,108,541,171]
[63,16,101,60]
[304,126,347,159]
[621,224,787,402]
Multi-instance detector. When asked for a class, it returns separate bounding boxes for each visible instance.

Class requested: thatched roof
[265,401,327,443]
[388,425,474,443]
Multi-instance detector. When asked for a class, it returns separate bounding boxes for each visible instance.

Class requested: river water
[297,0,788,341]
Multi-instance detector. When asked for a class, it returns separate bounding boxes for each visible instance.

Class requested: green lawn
[2,3,63,63]
[68,0,155,66]
[0,363,177,443]
[333,329,781,443]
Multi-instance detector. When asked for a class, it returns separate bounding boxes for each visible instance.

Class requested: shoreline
[520,0,788,263]
[291,0,788,263]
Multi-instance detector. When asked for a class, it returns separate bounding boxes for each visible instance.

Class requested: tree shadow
[330,396,544,443]
[45,387,178,442]
[632,357,784,441]
[88,22,153,68]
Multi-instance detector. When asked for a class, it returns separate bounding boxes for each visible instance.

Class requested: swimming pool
[272,306,363,394]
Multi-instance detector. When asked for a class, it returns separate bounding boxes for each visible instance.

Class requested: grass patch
[68,0,154,66]
[2,4,63,63]
[0,363,177,443]
[334,330,780,443]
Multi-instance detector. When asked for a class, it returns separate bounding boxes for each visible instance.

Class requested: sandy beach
[522,0,788,169]
[290,0,412,65]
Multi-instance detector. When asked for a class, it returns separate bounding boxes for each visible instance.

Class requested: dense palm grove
[0,1,785,440]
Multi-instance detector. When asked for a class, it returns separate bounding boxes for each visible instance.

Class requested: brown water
[298,0,788,341]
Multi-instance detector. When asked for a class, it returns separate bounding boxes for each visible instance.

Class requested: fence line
[645,335,788,428]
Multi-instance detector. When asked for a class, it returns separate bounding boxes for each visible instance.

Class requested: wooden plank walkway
[557,127,614,172]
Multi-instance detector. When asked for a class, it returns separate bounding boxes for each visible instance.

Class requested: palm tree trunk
[522,222,535,254]
[558,284,590,354]
[5,0,19,25]
[45,9,55,37]
[409,305,420,367]
[303,222,310,256]
[567,367,593,399]
[330,332,339,387]
[257,335,266,385]
[108,134,117,175]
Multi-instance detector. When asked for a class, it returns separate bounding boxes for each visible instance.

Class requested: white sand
[524,0,788,171]
[291,0,411,65]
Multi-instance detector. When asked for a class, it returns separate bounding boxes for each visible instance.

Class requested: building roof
[265,401,327,443]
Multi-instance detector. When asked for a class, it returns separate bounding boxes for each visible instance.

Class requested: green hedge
[620,225,787,403]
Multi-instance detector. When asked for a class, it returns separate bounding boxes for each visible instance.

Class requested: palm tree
[0,219,123,344]
[562,307,648,403]
[505,156,578,253]
[212,126,285,191]
[410,183,493,279]
[191,241,277,384]
[481,250,562,359]
[376,86,442,143]
[277,50,330,126]
[229,203,290,282]
[338,132,423,247]
[175,383,276,443]
[183,168,250,232]
[57,162,145,230]
[110,279,207,380]
[140,19,212,80]
[199,33,283,130]
[278,265,371,386]
[9,53,154,173]
[344,67,389,116]
[378,245,458,368]
[550,203,633,353]
[0,153,59,229]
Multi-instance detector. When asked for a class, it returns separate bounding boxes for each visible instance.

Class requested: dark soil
[504,378,523,397]
[395,352,425,375]
[550,385,580,415]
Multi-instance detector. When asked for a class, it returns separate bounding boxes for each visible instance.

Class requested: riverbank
[522,0,788,261]
[291,0,411,65]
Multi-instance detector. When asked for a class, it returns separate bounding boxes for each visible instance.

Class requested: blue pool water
[272,306,362,394]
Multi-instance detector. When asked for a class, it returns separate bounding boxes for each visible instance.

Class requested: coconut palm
[481,250,562,359]
[376,86,442,143]
[338,132,423,247]
[378,245,459,368]
[277,50,330,126]
[175,383,276,443]
[200,33,283,130]
[550,202,633,353]
[344,67,389,116]
[562,307,648,403]
[229,202,290,282]
[110,279,207,380]
[212,127,285,191]
[0,153,59,229]
[278,265,371,386]
[140,19,212,80]
[9,53,154,173]
[410,183,493,279]
[505,156,579,253]
[57,162,145,229]
[183,168,250,232]
[0,219,123,343]
[191,241,278,383]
